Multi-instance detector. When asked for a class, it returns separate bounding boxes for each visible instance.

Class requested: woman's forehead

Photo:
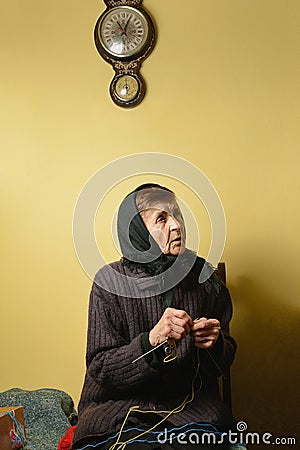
[142,200,182,216]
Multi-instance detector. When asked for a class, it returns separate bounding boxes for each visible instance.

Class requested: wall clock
[94,0,156,108]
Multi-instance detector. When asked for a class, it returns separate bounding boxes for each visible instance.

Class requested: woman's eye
[157,215,165,223]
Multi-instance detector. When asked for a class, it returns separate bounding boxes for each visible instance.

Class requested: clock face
[115,75,139,101]
[97,6,150,59]
[110,73,145,108]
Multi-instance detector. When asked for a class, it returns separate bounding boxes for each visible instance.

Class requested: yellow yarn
[109,348,201,450]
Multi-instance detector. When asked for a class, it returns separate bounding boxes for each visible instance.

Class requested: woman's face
[140,200,186,255]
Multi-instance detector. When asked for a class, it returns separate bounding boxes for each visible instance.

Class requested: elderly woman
[72,183,245,450]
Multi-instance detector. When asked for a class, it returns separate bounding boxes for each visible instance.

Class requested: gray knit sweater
[73,261,237,448]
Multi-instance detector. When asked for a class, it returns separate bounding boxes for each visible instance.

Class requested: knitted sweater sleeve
[85,281,160,397]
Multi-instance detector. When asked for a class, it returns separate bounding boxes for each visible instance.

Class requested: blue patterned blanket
[0,388,77,450]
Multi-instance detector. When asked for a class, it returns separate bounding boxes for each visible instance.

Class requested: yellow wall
[1,0,299,443]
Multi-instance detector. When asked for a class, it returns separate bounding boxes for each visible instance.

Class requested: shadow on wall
[229,275,299,448]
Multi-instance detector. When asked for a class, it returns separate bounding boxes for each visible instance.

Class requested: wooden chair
[217,262,232,412]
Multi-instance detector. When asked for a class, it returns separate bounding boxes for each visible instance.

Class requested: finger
[159,320,187,341]
[169,329,185,341]
[170,316,191,334]
[192,324,220,339]
[192,319,220,331]
[192,328,220,339]
[163,310,190,334]
[155,308,193,342]
[194,336,218,348]
[206,319,220,328]
[195,340,215,349]
[191,317,207,330]
[193,325,220,334]
[193,317,220,326]
[194,336,213,344]
[168,321,190,340]
[166,308,193,326]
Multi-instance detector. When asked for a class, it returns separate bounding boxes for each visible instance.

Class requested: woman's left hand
[191,317,221,349]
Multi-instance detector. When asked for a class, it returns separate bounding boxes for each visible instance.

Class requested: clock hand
[117,21,126,34]
[124,18,130,32]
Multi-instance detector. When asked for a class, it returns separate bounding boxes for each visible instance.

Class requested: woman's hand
[149,307,193,346]
[191,317,220,349]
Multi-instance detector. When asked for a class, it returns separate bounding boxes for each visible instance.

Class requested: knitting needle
[132,340,168,363]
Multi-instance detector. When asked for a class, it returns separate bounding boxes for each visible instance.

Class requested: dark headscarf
[117,184,180,276]
[117,184,221,298]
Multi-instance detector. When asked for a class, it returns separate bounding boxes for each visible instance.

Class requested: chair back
[217,262,232,411]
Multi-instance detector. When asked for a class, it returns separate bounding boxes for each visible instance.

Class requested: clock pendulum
[94,1,156,108]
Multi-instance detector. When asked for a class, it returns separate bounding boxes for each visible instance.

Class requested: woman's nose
[168,216,180,231]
